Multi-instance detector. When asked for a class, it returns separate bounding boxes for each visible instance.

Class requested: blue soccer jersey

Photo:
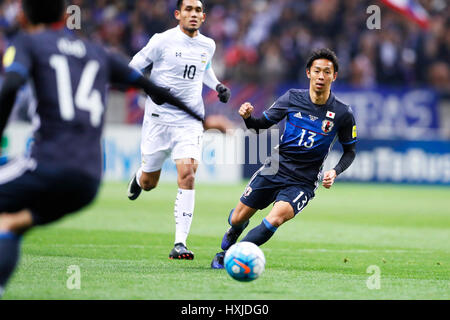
[3,30,139,180]
[262,89,357,189]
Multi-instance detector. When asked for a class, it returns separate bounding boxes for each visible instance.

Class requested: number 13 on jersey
[298,129,316,148]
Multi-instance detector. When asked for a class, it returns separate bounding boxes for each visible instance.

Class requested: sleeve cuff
[340,139,357,145]
[263,112,277,124]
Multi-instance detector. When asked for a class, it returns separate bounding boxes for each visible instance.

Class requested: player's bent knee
[267,216,289,228]
[266,210,294,228]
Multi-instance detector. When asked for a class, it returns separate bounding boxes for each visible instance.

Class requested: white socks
[135,168,143,188]
[174,189,195,246]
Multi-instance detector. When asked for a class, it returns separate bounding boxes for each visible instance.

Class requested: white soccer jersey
[130,26,218,127]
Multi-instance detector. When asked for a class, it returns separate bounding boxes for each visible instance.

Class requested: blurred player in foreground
[0,0,194,298]
[211,49,357,268]
[127,0,231,260]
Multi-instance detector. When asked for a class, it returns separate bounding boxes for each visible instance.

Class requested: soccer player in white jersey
[127,0,231,260]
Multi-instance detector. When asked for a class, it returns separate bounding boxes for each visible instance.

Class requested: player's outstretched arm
[133,76,203,122]
[239,102,254,119]
[239,102,274,133]
[0,72,27,139]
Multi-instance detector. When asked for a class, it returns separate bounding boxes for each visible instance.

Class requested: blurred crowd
[0,0,449,93]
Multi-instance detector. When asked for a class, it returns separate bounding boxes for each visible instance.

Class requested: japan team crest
[322,120,334,134]
[243,186,253,197]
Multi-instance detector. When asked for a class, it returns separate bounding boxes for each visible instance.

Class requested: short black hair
[306,48,339,73]
[177,0,205,11]
[22,0,66,25]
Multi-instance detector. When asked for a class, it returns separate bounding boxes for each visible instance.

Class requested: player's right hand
[239,102,254,119]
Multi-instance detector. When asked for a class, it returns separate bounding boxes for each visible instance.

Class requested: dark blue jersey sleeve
[338,108,357,145]
[262,91,291,124]
[3,33,32,79]
[107,52,141,85]
[1,34,30,139]
[0,72,27,139]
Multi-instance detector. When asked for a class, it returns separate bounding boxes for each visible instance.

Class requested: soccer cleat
[127,175,142,201]
[169,243,194,260]
[221,221,249,251]
[211,251,225,269]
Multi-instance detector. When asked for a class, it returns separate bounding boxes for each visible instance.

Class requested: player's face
[175,0,206,34]
[307,59,337,93]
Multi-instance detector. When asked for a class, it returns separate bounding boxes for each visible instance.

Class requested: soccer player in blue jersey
[211,48,357,268]
[0,0,198,297]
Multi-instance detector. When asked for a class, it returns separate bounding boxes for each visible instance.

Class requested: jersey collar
[176,25,201,41]
[307,91,335,108]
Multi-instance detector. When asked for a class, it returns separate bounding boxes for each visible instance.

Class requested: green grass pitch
[3,182,449,300]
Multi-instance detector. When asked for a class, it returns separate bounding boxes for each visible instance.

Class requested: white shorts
[140,121,204,173]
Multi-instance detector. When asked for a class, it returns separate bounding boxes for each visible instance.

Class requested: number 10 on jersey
[183,65,196,80]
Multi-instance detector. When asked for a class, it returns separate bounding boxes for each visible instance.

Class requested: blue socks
[0,232,21,293]
[222,209,277,251]
[241,218,277,246]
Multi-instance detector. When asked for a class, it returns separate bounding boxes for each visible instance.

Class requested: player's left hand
[322,170,337,189]
[216,83,231,103]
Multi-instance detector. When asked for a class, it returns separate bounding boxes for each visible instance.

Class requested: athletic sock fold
[135,168,143,188]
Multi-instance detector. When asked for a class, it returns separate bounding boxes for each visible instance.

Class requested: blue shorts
[240,168,315,215]
[0,158,100,226]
